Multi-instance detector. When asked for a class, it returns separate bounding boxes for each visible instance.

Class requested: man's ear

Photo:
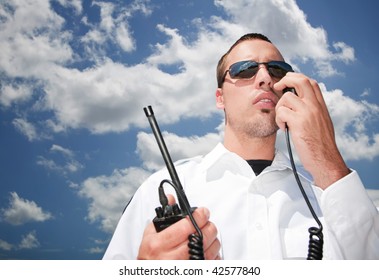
[216,88,225,109]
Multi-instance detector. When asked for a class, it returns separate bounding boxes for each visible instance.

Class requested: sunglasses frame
[221,60,293,86]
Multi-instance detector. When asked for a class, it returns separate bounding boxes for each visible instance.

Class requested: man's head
[216,33,272,88]
[215,33,291,140]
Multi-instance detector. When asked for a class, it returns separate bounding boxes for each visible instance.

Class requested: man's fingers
[138,207,220,260]
[166,194,176,205]
[151,207,210,248]
[204,236,222,260]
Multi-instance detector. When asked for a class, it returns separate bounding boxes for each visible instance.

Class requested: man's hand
[274,73,350,189]
[137,196,221,260]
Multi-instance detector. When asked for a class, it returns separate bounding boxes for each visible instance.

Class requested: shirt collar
[199,142,312,182]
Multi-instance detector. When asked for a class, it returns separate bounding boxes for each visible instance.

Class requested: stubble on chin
[228,109,279,139]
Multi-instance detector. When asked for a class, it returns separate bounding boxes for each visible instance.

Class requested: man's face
[216,39,285,138]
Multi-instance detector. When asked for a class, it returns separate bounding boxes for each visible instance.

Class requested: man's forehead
[227,39,283,65]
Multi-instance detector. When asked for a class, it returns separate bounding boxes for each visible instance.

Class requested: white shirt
[103,143,379,259]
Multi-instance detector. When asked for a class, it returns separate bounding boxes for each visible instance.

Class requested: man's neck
[223,127,277,160]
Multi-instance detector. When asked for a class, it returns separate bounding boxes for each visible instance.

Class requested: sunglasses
[221,60,293,85]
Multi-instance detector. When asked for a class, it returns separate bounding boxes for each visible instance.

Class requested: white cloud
[41,47,218,134]
[36,144,84,175]
[12,118,39,141]
[18,231,40,249]
[50,144,74,158]
[0,231,41,252]
[137,130,222,172]
[0,0,72,79]
[96,1,115,32]
[0,239,13,251]
[1,192,53,226]
[12,117,53,142]
[81,0,153,56]
[214,0,355,76]
[0,83,33,107]
[81,29,105,45]
[115,22,135,52]
[36,157,59,171]
[333,42,355,64]
[360,88,371,98]
[45,119,68,134]
[87,246,103,254]
[56,0,83,14]
[36,156,83,174]
[42,62,152,133]
[321,84,379,161]
[79,167,151,233]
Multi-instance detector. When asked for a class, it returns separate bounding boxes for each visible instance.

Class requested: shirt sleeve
[316,170,379,259]
[102,190,147,259]
[102,174,161,260]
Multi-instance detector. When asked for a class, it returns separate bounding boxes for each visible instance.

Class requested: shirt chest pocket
[280,227,310,259]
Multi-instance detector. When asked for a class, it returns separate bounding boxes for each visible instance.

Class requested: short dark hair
[216,33,272,88]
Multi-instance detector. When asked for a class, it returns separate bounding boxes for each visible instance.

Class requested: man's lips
[252,92,278,107]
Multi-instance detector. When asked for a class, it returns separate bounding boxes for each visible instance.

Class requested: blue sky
[0,0,378,260]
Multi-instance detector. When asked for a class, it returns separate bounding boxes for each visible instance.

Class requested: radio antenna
[143,105,191,213]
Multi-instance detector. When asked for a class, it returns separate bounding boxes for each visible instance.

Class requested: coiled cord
[188,234,204,260]
[285,126,324,260]
[307,227,324,260]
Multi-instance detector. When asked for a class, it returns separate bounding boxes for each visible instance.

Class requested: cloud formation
[1,192,53,226]
[136,130,222,172]
[214,0,355,75]
[322,84,379,161]
[12,118,39,142]
[0,231,40,251]
[36,144,84,175]
[0,0,360,137]
[18,231,40,249]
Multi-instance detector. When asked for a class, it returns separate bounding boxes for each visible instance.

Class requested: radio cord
[285,125,324,260]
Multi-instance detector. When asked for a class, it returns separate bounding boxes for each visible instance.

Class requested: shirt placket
[248,178,270,259]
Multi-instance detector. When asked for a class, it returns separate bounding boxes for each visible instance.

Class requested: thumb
[166,194,177,205]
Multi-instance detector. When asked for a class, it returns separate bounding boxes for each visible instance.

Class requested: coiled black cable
[188,234,204,260]
[307,227,324,260]
[285,125,324,260]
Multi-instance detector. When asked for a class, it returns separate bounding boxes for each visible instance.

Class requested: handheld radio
[144,105,204,260]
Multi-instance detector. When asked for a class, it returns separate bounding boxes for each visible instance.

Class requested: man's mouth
[253,92,278,108]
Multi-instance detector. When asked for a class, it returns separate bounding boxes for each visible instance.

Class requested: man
[103,33,379,259]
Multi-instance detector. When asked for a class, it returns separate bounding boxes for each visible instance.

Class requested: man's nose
[255,64,272,88]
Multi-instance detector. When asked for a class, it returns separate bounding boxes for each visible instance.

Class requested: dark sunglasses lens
[228,61,293,80]
[267,61,293,78]
[230,61,258,79]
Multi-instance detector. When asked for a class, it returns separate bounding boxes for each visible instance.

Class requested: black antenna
[143,105,191,213]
